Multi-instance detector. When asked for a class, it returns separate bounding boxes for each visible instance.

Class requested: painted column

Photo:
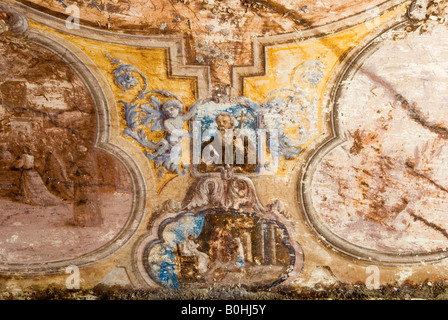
[243,231,253,262]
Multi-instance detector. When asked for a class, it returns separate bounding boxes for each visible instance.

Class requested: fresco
[309,14,448,257]
[4,0,448,301]
[108,52,323,181]
[0,23,133,263]
[145,211,294,288]
[15,0,398,90]
[136,167,303,289]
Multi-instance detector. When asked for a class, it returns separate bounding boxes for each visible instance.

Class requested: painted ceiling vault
[0,0,448,299]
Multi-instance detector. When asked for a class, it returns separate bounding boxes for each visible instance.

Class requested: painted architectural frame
[0,0,448,300]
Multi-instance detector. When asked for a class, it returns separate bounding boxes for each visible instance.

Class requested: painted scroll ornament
[106,54,325,178]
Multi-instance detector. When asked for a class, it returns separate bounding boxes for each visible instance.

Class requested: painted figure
[44,148,74,200]
[201,113,257,172]
[125,97,201,175]
[147,99,195,161]
[179,234,210,274]
[14,152,61,206]
[71,146,103,227]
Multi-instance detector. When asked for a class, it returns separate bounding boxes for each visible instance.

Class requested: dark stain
[358,68,448,140]
[349,129,363,155]
[395,94,448,140]
[360,181,369,187]
[408,209,448,240]
[241,0,312,28]
[405,161,448,193]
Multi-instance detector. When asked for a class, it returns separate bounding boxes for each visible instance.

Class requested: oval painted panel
[143,210,295,288]
[306,22,448,261]
[0,36,134,264]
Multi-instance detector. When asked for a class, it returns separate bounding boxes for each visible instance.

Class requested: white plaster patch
[305,266,339,288]
[6,235,18,243]
[395,268,414,283]
[99,267,133,288]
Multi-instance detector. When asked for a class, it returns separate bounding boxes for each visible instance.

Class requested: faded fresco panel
[4,0,448,303]
[310,21,448,256]
[0,34,133,263]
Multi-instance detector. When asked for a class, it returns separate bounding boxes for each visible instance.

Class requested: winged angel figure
[122,96,201,177]
[106,53,323,176]
[106,53,200,177]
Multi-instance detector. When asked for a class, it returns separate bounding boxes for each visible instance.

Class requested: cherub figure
[136,97,200,174]
[161,99,194,146]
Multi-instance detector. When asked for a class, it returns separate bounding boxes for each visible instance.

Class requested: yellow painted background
[28,4,405,189]
[244,5,405,176]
